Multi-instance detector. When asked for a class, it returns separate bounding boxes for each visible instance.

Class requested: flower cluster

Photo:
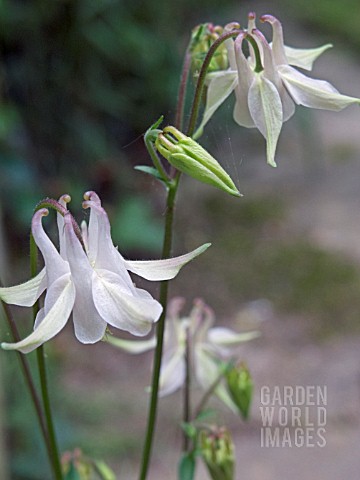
[195,13,360,166]
[0,192,209,353]
[108,297,259,411]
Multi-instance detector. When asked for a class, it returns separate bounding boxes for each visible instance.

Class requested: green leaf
[178,452,196,480]
[134,165,166,182]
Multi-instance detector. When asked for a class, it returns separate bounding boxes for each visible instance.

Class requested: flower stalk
[31,234,63,480]
[138,174,181,480]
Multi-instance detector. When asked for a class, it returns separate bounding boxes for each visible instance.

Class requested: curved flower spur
[0,192,210,353]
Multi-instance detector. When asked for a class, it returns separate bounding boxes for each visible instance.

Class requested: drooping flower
[107,297,259,411]
[195,12,359,166]
[0,192,210,353]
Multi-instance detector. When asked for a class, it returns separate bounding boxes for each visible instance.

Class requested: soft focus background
[1,0,360,478]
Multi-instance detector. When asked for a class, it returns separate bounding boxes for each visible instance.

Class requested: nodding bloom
[0,192,210,353]
[195,12,359,167]
[107,297,259,411]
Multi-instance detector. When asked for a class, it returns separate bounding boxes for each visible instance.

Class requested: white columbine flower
[0,192,210,353]
[195,12,359,166]
[108,297,259,411]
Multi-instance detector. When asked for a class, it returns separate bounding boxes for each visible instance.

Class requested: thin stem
[36,346,63,480]
[193,361,234,420]
[187,29,241,138]
[182,327,191,452]
[0,299,49,448]
[30,235,63,480]
[175,48,192,131]
[144,131,171,182]
[138,174,180,480]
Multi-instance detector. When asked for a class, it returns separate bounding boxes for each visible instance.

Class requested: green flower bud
[62,449,116,480]
[190,23,228,73]
[199,427,235,480]
[155,126,240,197]
[226,362,253,420]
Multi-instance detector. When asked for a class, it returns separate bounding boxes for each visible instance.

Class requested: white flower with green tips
[107,297,259,411]
[0,192,210,353]
[196,12,359,166]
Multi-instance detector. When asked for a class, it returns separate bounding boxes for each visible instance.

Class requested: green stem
[138,28,242,479]
[30,235,63,480]
[187,29,241,137]
[0,298,50,452]
[182,327,191,452]
[144,131,170,183]
[175,48,192,131]
[36,346,63,480]
[138,174,180,480]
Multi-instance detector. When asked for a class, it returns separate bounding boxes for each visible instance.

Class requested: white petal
[72,291,107,344]
[233,33,256,128]
[57,194,71,260]
[0,268,46,307]
[92,269,162,336]
[64,215,106,343]
[248,75,283,167]
[278,65,360,110]
[159,346,186,396]
[207,327,260,356]
[1,274,75,353]
[63,214,107,343]
[83,191,102,264]
[208,327,260,346]
[105,334,156,353]
[83,198,135,288]
[32,209,70,284]
[124,243,211,281]
[193,70,238,139]
[283,44,333,70]
[252,29,295,123]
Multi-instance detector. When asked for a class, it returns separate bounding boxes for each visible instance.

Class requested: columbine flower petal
[159,345,186,397]
[92,269,162,336]
[105,335,157,353]
[248,74,283,167]
[194,70,238,139]
[282,44,333,71]
[1,273,75,353]
[207,327,260,356]
[278,64,360,110]
[261,14,332,71]
[124,243,211,281]
[63,213,107,343]
[0,268,46,307]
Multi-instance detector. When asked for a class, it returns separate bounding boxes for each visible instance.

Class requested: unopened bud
[226,362,253,420]
[199,427,235,480]
[191,23,228,73]
[155,126,240,197]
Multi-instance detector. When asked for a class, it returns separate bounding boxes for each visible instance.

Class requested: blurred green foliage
[287,0,360,48]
